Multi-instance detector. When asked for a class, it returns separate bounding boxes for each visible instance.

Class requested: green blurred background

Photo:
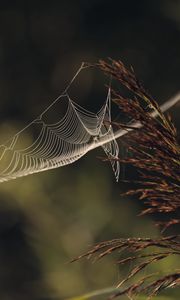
[0,1,179,299]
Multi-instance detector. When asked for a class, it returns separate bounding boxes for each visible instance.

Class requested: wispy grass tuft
[72,59,180,299]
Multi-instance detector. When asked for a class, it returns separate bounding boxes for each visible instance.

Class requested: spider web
[0,62,179,184]
[0,63,119,183]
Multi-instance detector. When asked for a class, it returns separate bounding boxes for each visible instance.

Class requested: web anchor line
[0,63,179,183]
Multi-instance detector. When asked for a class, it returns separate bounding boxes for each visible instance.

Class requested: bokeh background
[0,1,179,299]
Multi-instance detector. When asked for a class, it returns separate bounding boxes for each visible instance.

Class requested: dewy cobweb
[0,62,179,184]
[0,63,119,183]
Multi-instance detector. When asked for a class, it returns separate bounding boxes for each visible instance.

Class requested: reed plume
[72,59,180,299]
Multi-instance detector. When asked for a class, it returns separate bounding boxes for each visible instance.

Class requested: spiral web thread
[0,63,119,183]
